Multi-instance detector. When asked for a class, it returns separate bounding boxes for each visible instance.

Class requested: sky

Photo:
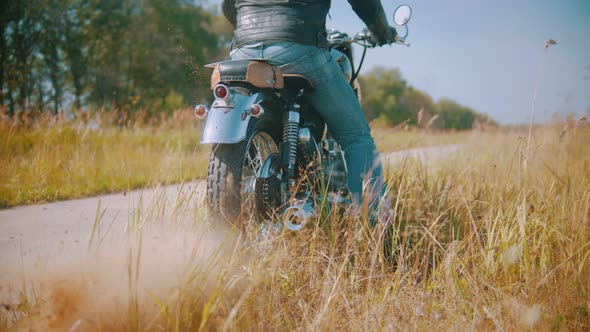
[205,0,590,124]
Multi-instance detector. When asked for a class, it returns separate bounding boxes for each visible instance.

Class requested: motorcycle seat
[208,60,284,89]
[207,60,314,91]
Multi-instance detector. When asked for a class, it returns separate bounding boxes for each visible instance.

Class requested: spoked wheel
[206,119,281,235]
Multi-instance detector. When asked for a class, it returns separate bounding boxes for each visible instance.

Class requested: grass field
[0,109,209,208]
[1,112,589,331]
[0,108,471,208]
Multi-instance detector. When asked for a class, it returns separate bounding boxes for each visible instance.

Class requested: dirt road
[0,145,464,274]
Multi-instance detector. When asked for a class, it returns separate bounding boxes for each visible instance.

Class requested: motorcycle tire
[206,117,281,231]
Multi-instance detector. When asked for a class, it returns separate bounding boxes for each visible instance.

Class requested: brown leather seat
[208,60,314,91]
[208,60,284,89]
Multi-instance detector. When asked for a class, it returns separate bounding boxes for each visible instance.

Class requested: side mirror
[393,5,412,26]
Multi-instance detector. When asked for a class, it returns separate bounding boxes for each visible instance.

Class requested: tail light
[194,105,208,119]
[213,84,229,99]
[250,104,265,118]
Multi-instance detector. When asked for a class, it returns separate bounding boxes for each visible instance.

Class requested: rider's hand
[371,26,398,46]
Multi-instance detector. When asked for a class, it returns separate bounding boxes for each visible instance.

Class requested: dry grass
[0,108,473,209]
[372,125,478,152]
[1,114,589,331]
[0,108,209,208]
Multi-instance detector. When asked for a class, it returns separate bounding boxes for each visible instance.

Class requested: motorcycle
[195,5,413,237]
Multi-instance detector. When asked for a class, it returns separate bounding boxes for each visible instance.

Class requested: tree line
[0,0,231,116]
[359,67,494,130]
[1,2,492,130]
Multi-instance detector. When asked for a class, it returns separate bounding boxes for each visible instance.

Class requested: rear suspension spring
[283,110,300,172]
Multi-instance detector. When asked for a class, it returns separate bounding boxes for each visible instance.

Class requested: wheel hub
[255,153,282,219]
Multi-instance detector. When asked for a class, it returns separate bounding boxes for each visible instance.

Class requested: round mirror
[394,5,412,26]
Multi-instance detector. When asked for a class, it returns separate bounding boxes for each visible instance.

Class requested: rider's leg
[230,42,389,218]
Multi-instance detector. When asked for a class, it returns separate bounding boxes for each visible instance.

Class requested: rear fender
[201,90,266,144]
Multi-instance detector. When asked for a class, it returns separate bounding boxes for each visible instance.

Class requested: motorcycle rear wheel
[206,118,281,232]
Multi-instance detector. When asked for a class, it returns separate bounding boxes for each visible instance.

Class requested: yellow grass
[0,108,473,208]
[372,126,476,152]
[0,109,209,208]
[2,118,589,331]
[0,113,590,331]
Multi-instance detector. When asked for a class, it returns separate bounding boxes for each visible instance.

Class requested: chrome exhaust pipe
[282,200,315,231]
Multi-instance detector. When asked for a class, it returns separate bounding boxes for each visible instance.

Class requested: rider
[221,0,397,221]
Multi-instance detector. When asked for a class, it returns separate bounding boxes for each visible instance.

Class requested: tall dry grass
[372,126,477,152]
[0,107,469,209]
[0,108,209,208]
[1,118,588,331]
[218,121,589,331]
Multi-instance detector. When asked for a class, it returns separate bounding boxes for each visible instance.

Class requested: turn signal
[214,84,229,99]
[250,104,265,118]
[194,105,208,119]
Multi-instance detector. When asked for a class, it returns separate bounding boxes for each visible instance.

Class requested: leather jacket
[222,0,393,48]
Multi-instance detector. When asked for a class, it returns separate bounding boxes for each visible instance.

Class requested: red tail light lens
[250,104,261,116]
[194,105,208,118]
[214,84,229,99]
[250,104,264,117]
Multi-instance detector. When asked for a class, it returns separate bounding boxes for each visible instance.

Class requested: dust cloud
[0,225,250,331]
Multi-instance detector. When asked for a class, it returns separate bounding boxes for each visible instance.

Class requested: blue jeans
[231,41,387,214]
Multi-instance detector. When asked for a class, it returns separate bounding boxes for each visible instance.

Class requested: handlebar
[328,28,410,84]
[328,30,410,48]
[394,36,411,47]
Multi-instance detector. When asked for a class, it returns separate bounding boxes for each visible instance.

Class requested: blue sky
[205,0,590,124]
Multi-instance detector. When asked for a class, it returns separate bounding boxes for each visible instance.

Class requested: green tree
[83,0,134,107]
[0,0,226,115]
[435,98,476,130]
[62,0,88,109]
[1,1,42,114]
[205,6,234,59]
[359,67,437,126]
[358,67,493,130]
[358,66,406,123]
[38,0,67,114]
[397,87,436,126]
[130,0,218,108]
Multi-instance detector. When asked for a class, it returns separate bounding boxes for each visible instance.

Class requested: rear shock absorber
[282,104,300,179]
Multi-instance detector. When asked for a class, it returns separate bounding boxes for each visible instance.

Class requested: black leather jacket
[222,0,392,49]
